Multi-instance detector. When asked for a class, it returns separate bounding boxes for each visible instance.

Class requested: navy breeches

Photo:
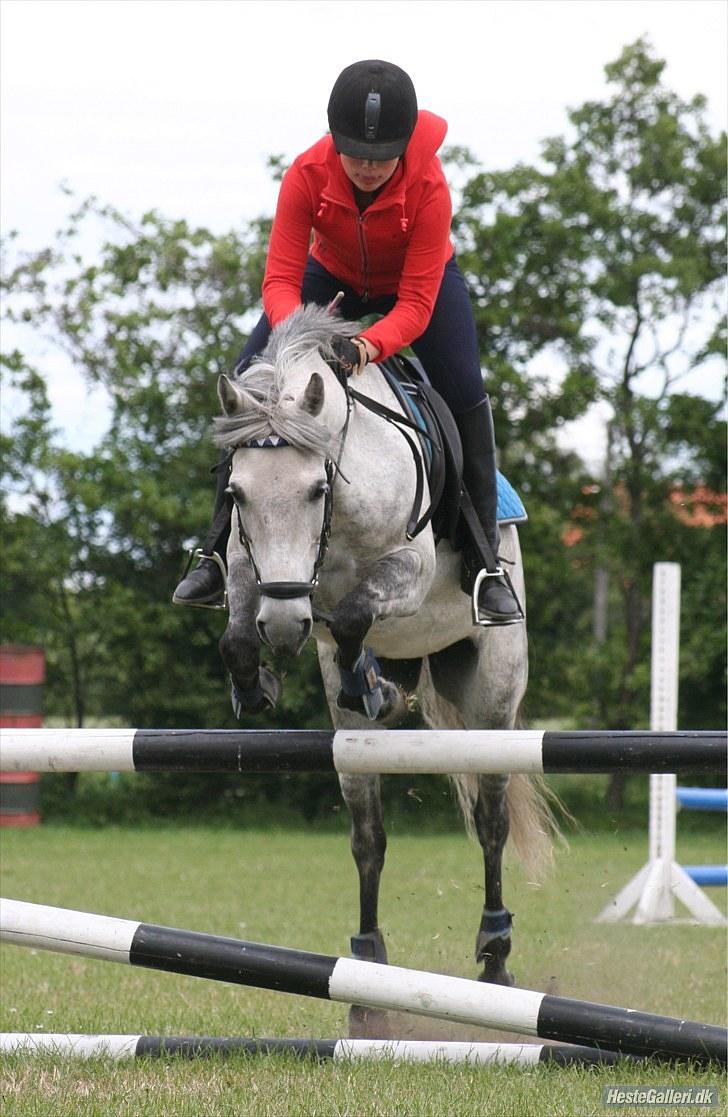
[236,255,486,416]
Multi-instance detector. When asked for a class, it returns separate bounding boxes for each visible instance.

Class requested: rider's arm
[262,165,313,326]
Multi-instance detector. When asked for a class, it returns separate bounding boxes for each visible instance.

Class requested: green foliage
[452,37,726,734]
[1,40,725,821]
[0,198,328,734]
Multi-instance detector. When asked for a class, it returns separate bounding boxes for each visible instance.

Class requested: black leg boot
[172,459,232,608]
[456,398,523,625]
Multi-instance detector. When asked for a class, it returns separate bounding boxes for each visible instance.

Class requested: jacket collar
[321,150,405,213]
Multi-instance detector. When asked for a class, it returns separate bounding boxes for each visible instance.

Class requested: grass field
[1,824,726,1116]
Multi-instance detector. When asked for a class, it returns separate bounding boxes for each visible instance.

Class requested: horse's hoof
[348,1004,392,1040]
[336,681,407,725]
[376,681,409,726]
[351,931,388,964]
[479,966,516,987]
[230,667,281,716]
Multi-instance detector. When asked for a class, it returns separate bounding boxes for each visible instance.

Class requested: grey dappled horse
[213,306,554,1031]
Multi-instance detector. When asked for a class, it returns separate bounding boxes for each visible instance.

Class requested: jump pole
[0,1033,631,1066]
[675,787,728,889]
[1,728,725,776]
[597,563,727,926]
[1,898,725,1065]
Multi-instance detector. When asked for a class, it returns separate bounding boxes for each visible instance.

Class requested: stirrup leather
[176,548,229,611]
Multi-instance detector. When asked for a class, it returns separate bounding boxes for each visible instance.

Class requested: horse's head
[215,317,351,656]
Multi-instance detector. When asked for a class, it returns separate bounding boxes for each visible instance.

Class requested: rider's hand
[331,335,369,376]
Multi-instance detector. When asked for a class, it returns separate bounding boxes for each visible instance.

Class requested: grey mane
[212,305,360,457]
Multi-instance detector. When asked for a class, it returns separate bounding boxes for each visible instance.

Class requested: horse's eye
[310,482,330,502]
[226,485,245,505]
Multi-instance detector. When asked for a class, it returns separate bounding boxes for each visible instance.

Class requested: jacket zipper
[357,215,370,302]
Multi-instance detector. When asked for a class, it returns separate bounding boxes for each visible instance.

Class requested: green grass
[1,826,726,1116]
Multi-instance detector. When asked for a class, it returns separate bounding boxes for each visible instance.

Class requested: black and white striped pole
[1,899,725,1065]
[1,728,725,775]
[0,1032,631,1066]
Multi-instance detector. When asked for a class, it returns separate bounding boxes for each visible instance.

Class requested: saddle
[376,354,527,548]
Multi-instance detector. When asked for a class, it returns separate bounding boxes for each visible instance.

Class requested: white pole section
[332,730,545,774]
[0,899,138,961]
[0,729,137,773]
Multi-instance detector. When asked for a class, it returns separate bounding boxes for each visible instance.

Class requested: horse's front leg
[474,775,515,986]
[339,770,390,1037]
[219,554,280,715]
[316,645,390,1038]
[330,547,428,722]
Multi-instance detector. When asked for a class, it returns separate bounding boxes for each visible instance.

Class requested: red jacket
[262,110,454,360]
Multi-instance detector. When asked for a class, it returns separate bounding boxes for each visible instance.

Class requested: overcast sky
[1,0,726,460]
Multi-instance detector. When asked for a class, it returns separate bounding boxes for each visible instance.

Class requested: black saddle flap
[379,355,464,545]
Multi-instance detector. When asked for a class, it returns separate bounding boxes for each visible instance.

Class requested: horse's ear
[218,374,244,416]
[300,372,325,417]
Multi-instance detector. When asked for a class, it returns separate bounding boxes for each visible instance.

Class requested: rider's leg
[172,314,274,606]
[410,257,521,624]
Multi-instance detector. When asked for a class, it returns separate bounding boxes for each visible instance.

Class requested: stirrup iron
[471,566,524,627]
[177,548,229,611]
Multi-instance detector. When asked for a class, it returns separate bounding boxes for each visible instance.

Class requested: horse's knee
[330,604,374,663]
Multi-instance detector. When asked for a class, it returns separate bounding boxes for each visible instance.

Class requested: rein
[346,384,436,540]
[225,355,433,604]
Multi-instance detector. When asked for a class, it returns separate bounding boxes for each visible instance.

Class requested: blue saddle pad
[378,357,528,528]
[407,391,527,524]
[497,471,527,525]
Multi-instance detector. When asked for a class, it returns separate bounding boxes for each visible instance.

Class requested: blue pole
[676,787,728,812]
[684,865,728,888]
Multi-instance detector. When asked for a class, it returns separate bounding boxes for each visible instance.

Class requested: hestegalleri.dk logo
[602,1086,719,1108]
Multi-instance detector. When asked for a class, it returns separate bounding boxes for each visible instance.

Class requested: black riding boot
[172,460,232,608]
[456,398,523,625]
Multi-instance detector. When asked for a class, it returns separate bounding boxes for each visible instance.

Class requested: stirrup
[175,548,229,611]
[471,567,524,627]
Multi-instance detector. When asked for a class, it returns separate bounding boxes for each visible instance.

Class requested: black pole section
[129,925,336,999]
[135,1037,338,1059]
[132,1037,628,1065]
[539,1045,633,1066]
[538,995,727,1066]
[542,731,727,775]
[132,730,335,773]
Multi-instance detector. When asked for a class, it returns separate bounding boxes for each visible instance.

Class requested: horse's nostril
[300,618,313,645]
[256,619,268,645]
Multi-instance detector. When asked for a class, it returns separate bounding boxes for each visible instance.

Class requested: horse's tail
[448,702,566,879]
[418,669,565,877]
[450,770,561,879]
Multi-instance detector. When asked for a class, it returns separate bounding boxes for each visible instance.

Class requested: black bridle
[225,358,434,603]
[226,362,353,602]
[230,457,336,600]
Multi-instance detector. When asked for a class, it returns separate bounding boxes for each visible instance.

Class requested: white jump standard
[599,564,727,926]
[1,728,725,775]
[0,1033,631,1066]
[1,899,725,1065]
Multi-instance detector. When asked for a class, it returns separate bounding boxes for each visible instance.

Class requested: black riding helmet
[328,60,418,161]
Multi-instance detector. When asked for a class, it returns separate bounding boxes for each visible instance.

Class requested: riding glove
[330,335,368,376]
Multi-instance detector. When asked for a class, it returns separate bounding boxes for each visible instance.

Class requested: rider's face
[339,155,400,193]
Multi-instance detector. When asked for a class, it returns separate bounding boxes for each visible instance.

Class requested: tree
[2,42,724,821]
[451,39,726,737]
[1,200,330,735]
